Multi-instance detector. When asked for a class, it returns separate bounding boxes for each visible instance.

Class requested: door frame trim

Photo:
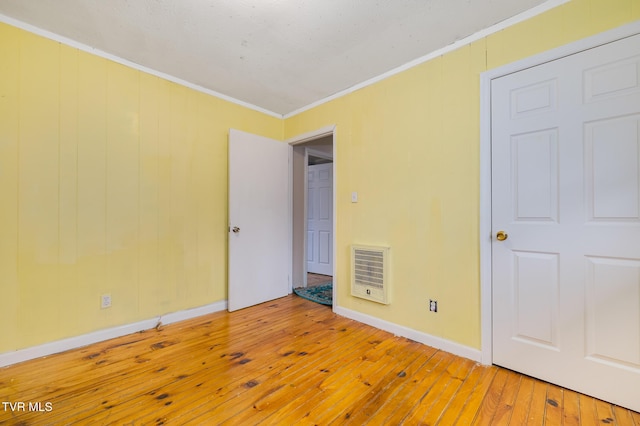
[479,20,640,365]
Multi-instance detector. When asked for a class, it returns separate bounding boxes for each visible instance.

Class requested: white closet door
[492,34,640,411]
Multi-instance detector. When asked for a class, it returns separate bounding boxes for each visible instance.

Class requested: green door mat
[293,283,332,306]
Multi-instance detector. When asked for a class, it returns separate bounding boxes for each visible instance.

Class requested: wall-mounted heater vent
[351,245,390,304]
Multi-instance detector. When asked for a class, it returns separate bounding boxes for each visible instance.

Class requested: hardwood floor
[307,272,332,287]
[1,295,638,425]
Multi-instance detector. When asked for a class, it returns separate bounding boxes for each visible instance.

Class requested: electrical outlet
[101,294,112,309]
[429,299,438,313]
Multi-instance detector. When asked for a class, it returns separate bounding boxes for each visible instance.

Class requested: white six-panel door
[307,163,333,276]
[491,34,640,411]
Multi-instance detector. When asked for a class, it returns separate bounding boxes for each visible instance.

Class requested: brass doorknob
[496,230,508,241]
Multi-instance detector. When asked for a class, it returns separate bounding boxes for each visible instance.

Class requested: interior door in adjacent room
[491,33,640,411]
[228,129,290,312]
[306,162,333,276]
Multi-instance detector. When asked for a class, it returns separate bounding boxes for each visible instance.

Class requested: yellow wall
[1,0,638,355]
[284,0,640,349]
[0,22,282,352]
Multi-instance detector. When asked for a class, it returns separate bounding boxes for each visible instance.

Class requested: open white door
[228,129,290,311]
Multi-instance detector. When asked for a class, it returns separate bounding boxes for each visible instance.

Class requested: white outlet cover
[101,294,111,309]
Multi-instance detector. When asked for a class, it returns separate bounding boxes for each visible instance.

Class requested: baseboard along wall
[1,300,482,368]
[0,301,228,368]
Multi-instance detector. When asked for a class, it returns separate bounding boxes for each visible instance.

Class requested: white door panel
[228,129,289,311]
[307,163,333,275]
[492,33,640,411]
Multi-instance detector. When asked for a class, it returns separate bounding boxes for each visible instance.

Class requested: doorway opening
[289,127,335,307]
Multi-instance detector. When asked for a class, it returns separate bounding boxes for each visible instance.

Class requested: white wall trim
[283,0,570,119]
[331,129,337,311]
[0,14,282,120]
[286,125,336,145]
[479,19,640,366]
[0,301,227,368]
[334,307,482,362]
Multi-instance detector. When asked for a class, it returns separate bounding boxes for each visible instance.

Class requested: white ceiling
[0,0,550,116]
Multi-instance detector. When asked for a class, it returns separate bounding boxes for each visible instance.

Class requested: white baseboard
[334,306,482,363]
[1,301,481,368]
[0,300,228,368]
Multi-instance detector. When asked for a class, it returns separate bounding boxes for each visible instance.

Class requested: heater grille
[351,245,390,304]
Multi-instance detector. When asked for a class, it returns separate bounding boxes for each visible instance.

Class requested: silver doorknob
[232,226,240,233]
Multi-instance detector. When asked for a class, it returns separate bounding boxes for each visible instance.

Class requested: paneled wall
[284,0,640,349]
[0,23,282,352]
[1,0,638,355]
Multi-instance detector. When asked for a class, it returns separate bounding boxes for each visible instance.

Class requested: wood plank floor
[307,273,332,287]
[1,295,638,425]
